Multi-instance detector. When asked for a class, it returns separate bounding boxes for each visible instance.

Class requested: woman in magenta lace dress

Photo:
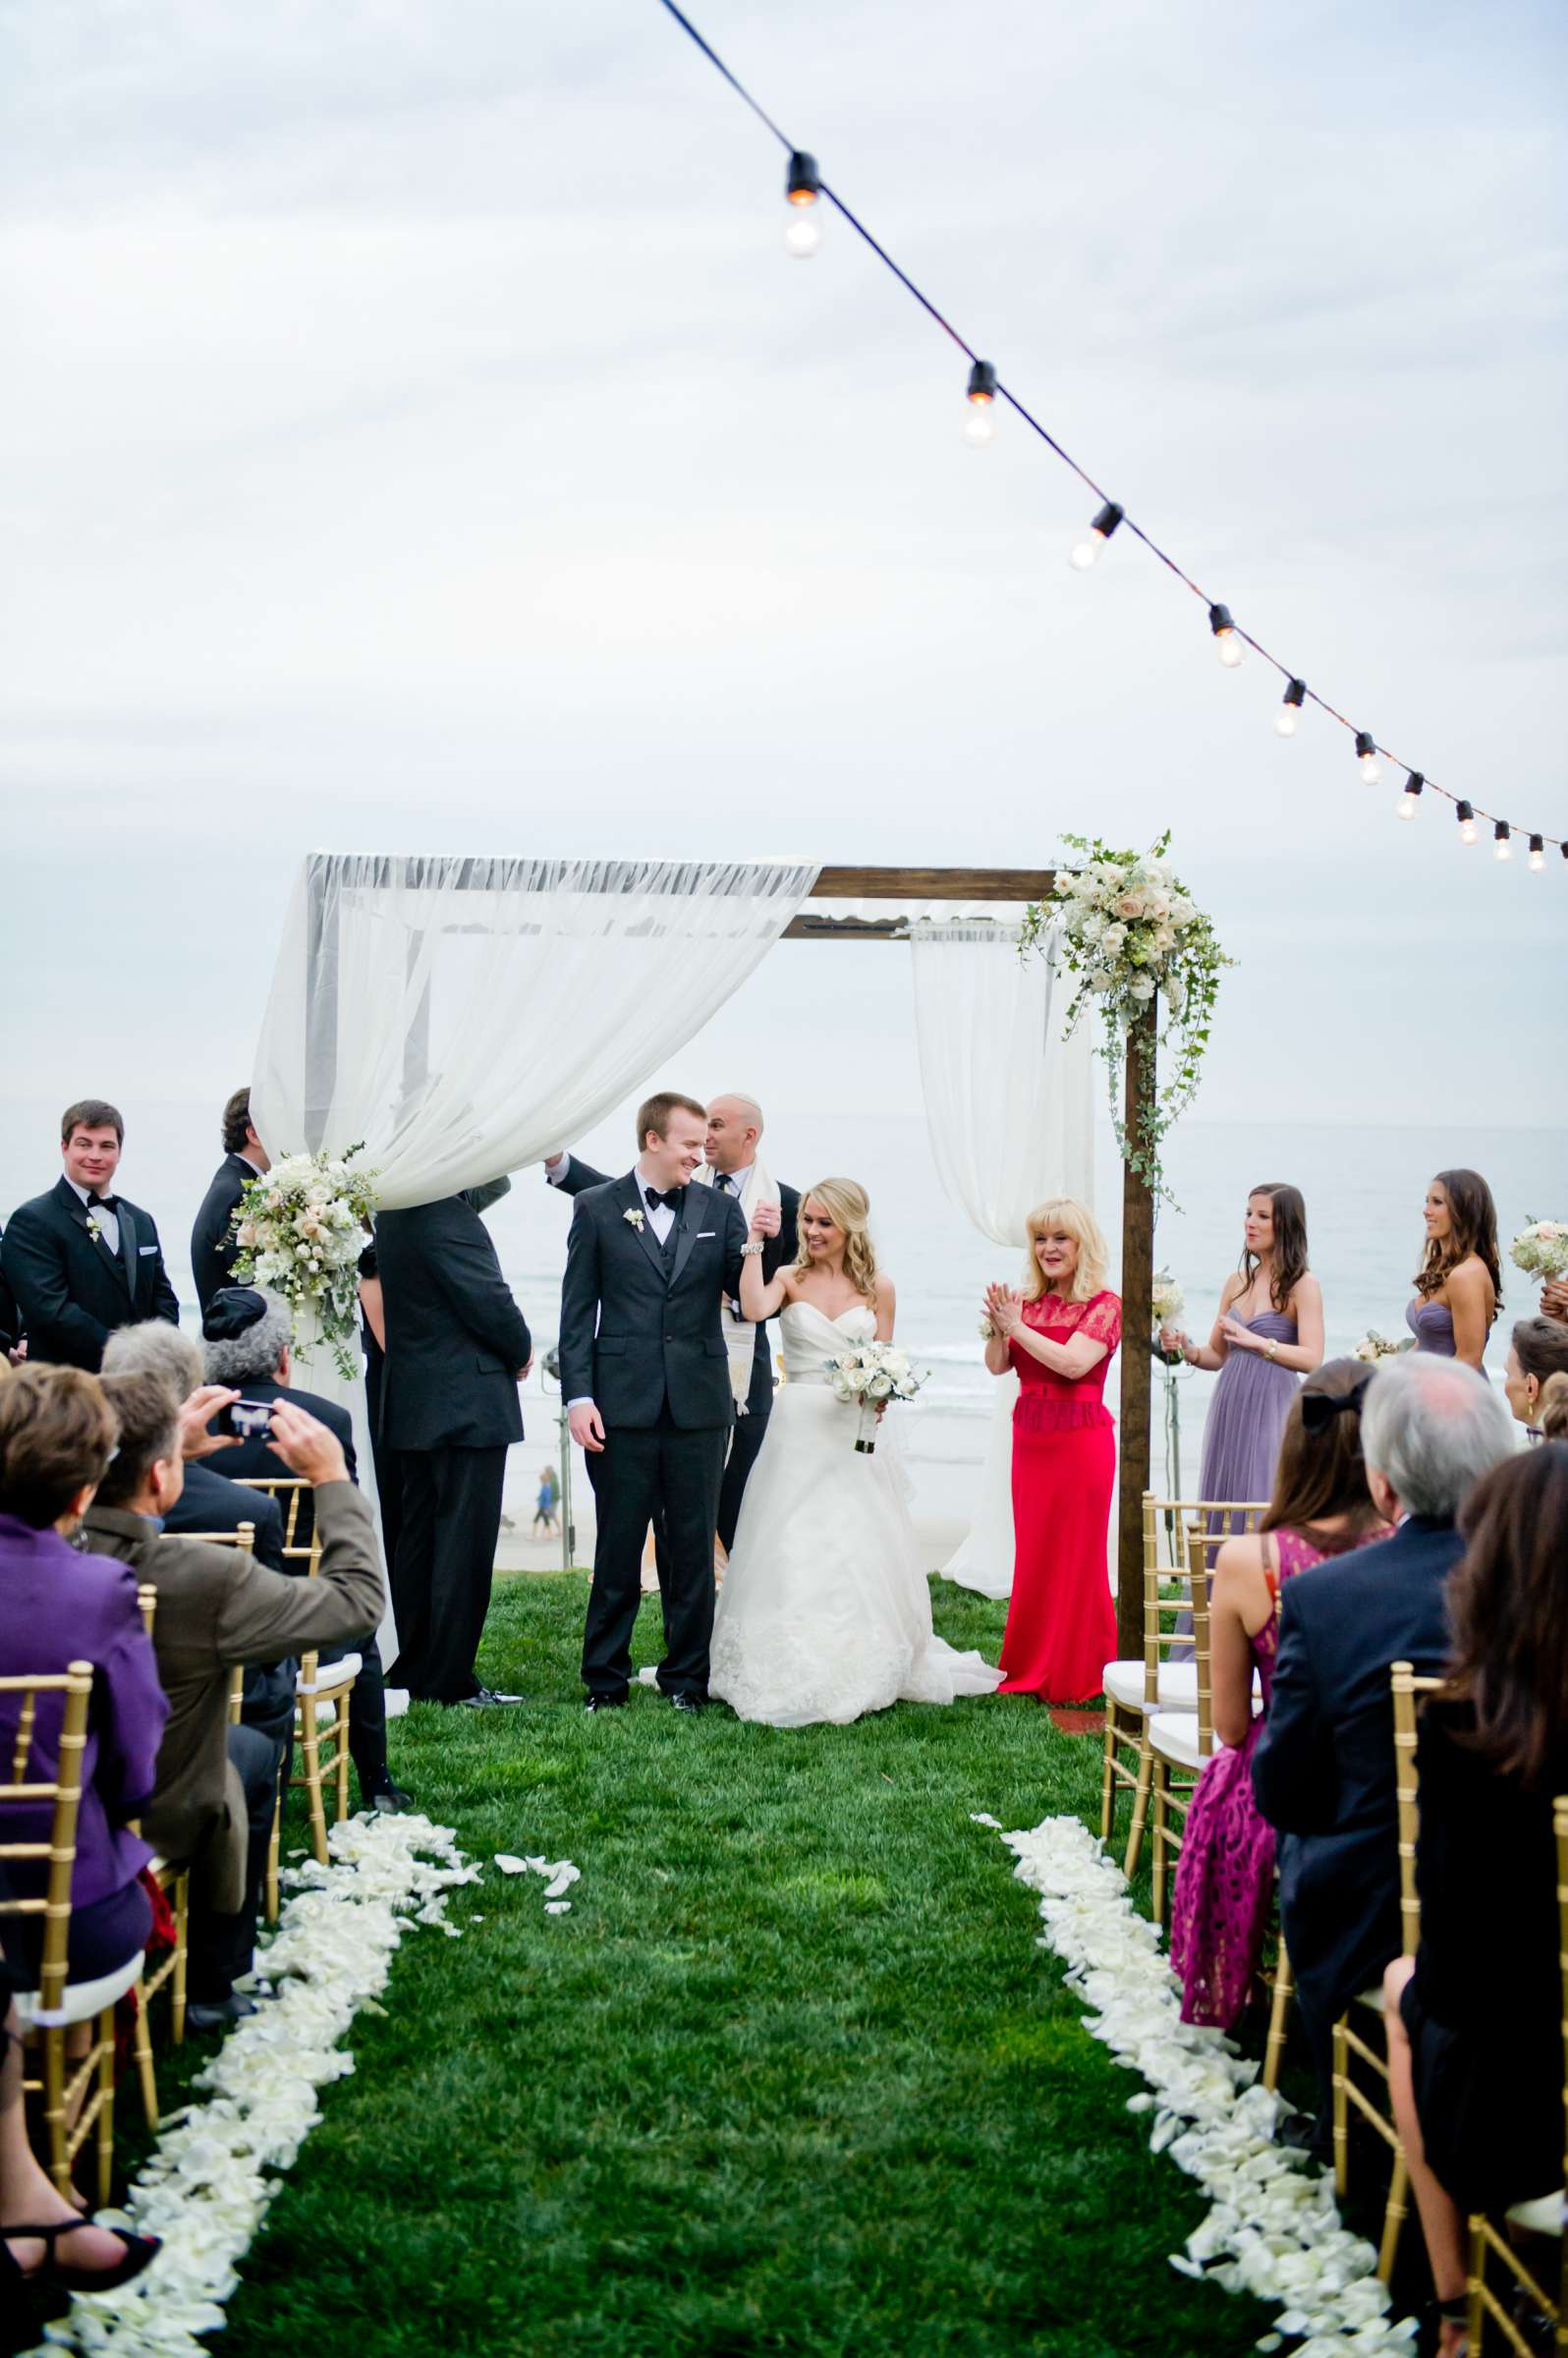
[982,1199,1121,1704]
[1169,1360,1388,2028]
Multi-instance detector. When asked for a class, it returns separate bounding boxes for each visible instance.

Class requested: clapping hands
[983,1282,1023,1340]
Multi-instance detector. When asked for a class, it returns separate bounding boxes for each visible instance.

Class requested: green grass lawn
[211,1575,1273,2358]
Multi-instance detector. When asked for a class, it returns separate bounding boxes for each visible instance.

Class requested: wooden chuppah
[789,867,1151,1658]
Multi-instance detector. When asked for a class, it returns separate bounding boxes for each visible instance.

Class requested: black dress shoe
[584,1693,627,1712]
[187,1992,259,2033]
[366,1781,414,1814]
[668,1692,705,1714]
[457,1686,524,1710]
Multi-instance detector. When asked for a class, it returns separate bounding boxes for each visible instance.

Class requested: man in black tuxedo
[557,1091,751,1712]
[375,1190,532,1708]
[1,1098,179,1370]
[191,1087,269,1315]
[1253,1353,1514,2107]
[546,1091,799,1553]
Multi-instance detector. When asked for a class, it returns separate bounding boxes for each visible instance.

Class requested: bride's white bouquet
[232,1145,379,1378]
[1510,1216,1568,1285]
[823,1339,924,1454]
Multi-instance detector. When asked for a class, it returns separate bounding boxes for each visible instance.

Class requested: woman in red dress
[982,1198,1120,1702]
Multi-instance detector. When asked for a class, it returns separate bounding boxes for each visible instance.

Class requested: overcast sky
[1,0,1563,1144]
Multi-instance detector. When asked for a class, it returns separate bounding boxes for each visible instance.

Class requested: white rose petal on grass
[545,1901,572,1916]
[493,1854,530,1876]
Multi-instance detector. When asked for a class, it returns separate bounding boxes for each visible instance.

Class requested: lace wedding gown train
[708,1302,1001,1727]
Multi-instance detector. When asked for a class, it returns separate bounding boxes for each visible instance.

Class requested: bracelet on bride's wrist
[740,1239,765,1256]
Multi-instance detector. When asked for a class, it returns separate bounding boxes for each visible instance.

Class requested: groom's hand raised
[568,1401,606,1454]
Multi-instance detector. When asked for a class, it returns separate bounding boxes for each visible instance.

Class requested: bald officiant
[545,1093,800,1552]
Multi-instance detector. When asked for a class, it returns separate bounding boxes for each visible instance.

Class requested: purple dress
[1198,1311,1300,1529]
[1406,1299,1456,1357]
[1170,1525,1370,2027]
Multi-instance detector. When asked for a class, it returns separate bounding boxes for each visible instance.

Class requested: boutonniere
[85,1214,105,1246]
[624,1207,645,1232]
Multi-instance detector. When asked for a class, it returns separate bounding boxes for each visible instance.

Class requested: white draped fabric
[909,921,1094,1600]
[252,854,821,1206]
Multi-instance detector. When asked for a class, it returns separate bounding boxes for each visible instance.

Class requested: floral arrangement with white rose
[1352,1328,1412,1364]
[1019,831,1233,1202]
[231,1145,379,1378]
[1510,1217,1568,1285]
[1150,1268,1186,1365]
[823,1339,925,1453]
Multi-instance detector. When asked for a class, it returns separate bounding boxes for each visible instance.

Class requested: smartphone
[218,1399,273,1441]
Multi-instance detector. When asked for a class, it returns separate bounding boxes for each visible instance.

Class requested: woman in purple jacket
[0,1365,168,1984]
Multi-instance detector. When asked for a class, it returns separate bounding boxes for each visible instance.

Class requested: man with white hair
[1253,1352,1515,2120]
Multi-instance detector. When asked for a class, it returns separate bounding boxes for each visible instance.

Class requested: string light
[1397,773,1424,820]
[1208,604,1244,668]
[784,150,821,256]
[964,360,997,447]
[1529,834,1545,870]
[1070,501,1123,571]
[657,0,1563,877]
[1494,822,1512,862]
[1274,679,1307,738]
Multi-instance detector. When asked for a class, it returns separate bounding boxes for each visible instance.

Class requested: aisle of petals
[987,1815,1419,2358]
[28,1814,480,2358]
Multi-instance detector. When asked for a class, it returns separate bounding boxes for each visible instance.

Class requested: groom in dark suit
[2,1098,180,1370]
[557,1091,750,1711]
[190,1087,269,1314]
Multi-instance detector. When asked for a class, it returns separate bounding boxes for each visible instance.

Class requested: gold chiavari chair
[128,1584,194,2130]
[192,1522,287,1921]
[1147,1526,1218,1927]
[1100,1493,1266,1878]
[2,1662,143,2203]
[1466,1791,1567,2353]
[1330,1659,1445,2283]
[233,1478,361,1867]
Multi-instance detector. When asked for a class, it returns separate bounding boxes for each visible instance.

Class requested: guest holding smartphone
[1159,1184,1323,1521]
[1405,1168,1499,1372]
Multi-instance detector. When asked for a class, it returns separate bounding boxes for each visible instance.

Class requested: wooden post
[1116,1000,1156,1657]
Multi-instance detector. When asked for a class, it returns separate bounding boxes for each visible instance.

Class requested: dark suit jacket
[0,1231,19,1356]
[81,1483,383,1910]
[1,1176,180,1370]
[375,1196,532,1452]
[191,1152,256,1313]
[1252,1513,1464,2031]
[558,1172,749,1431]
[556,1158,797,1417]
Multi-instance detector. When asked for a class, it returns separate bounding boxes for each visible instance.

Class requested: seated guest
[81,1375,383,2030]
[1383,1444,1568,2358]
[0,1100,179,1372]
[1540,1372,1568,1439]
[1501,1313,1568,1436]
[1170,1360,1389,2029]
[190,1089,269,1317]
[201,1286,407,1811]
[0,1367,167,1987]
[1252,1352,1514,2111]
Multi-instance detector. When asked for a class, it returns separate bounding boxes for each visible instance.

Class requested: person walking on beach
[533,1463,560,1537]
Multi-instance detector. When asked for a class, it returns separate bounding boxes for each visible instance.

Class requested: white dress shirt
[67,1175,120,1256]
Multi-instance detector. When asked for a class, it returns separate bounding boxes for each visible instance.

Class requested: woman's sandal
[2,2219,161,2293]
[1431,2293,1471,2355]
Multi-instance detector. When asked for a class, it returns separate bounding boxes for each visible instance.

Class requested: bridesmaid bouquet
[1352,1328,1411,1364]
[824,1341,924,1454]
[232,1145,379,1377]
[1510,1217,1568,1285]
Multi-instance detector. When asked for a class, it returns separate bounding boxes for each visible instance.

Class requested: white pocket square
[138,1245,158,1255]
[697,1231,716,1239]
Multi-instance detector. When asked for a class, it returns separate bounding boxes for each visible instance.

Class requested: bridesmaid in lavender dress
[1160,1184,1324,1526]
[1406,1167,1500,1374]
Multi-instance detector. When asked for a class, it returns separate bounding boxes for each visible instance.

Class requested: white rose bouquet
[1510,1217,1568,1285]
[1352,1328,1411,1365]
[823,1339,924,1454]
[231,1145,379,1378]
[1149,1269,1184,1329]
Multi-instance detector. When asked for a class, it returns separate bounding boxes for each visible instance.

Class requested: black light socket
[966,360,997,403]
[786,151,820,203]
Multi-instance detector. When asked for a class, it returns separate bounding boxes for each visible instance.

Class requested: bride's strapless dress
[708,1302,1001,1728]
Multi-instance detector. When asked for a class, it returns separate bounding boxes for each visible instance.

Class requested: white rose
[1168,896,1197,926]
[1114,890,1146,921]
[1129,973,1156,1000]
[1146,891,1171,921]
[881,1349,910,1376]
[1152,923,1177,952]
[1094,862,1126,890]
[1079,911,1106,943]
[1537,1221,1562,1241]
[1089,970,1116,994]
[1099,923,1128,956]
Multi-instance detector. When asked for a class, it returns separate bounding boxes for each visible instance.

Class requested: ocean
[3,1103,1558,1540]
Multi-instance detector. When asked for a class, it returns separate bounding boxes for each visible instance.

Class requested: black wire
[652,0,1561,856]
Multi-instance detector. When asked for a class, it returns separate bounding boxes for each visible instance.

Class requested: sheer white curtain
[910,921,1093,1599]
[252,854,820,1205]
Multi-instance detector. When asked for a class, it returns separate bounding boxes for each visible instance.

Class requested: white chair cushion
[1148,1710,1215,1771]
[1103,1659,1262,1714]
[1505,2188,1564,2237]
[14,1948,146,2029]
[1102,1660,1151,1712]
[298,1651,362,1697]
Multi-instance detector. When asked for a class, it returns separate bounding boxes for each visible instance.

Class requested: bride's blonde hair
[793,1177,879,1304]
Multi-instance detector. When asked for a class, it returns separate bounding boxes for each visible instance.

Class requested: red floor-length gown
[998,1289,1121,1703]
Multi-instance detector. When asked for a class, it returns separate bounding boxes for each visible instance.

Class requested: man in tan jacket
[82,1371,383,2029]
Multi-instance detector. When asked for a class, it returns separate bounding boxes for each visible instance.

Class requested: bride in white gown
[708,1177,1000,1728]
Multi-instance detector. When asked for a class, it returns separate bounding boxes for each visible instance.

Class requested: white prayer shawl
[696,1157,781,1413]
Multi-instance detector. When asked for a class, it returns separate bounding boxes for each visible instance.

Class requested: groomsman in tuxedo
[191,1087,270,1315]
[2,1099,180,1370]
[546,1092,799,1552]
[556,1091,751,1710]
[375,1189,533,1708]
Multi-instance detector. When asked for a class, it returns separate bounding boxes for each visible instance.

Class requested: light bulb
[1397,789,1419,819]
[1070,501,1123,570]
[1529,835,1545,870]
[965,359,997,447]
[1355,730,1380,786]
[1208,603,1243,666]
[784,151,822,261]
[1494,822,1512,861]
[1457,801,1478,844]
[1275,678,1306,736]
[784,209,820,258]
[1218,633,1245,668]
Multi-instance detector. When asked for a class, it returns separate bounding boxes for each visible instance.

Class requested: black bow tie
[644,1185,684,1212]
[85,1192,119,1212]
